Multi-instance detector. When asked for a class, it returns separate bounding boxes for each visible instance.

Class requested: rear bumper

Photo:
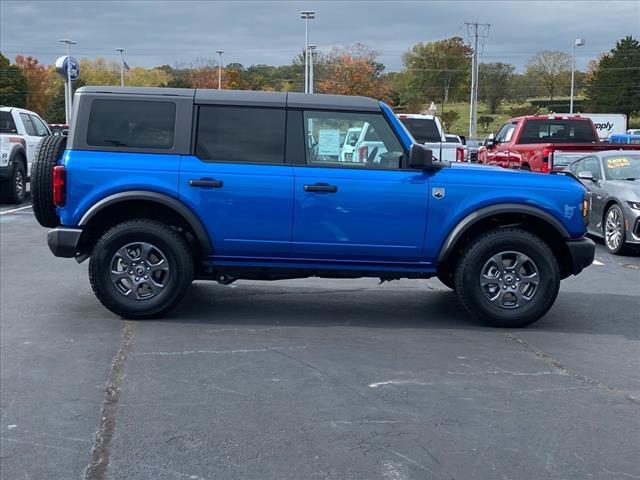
[47,227,82,258]
[565,237,595,275]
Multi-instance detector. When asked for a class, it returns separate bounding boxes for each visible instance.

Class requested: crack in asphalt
[84,321,135,480]
[505,333,640,407]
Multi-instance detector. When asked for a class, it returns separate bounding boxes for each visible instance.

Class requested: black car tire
[31,135,67,228]
[455,228,560,328]
[1,160,27,204]
[89,219,194,319]
[603,204,628,255]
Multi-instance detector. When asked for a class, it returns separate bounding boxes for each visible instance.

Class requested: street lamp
[216,50,224,90]
[570,38,585,114]
[308,45,317,94]
[300,10,315,93]
[58,39,77,125]
[116,48,125,87]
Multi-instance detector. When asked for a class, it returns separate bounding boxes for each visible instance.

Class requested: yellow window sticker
[607,157,631,168]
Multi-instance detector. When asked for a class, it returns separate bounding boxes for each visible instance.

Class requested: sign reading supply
[579,113,627,140]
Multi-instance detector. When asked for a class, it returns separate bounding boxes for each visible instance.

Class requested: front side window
[19,113,36,136]
[576,157,602,180]
[495,122,516,143]
[30,115,49,136]
[87,100,176,149]
[304,111,404,169]
[196,106,286,163]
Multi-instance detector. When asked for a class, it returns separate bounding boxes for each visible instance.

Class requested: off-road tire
[454,228,560,328]
[1,160,26,204]
[31,135,67,227]
[89,219,194,319]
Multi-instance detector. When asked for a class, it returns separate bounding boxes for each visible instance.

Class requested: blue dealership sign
[55,55,80,81]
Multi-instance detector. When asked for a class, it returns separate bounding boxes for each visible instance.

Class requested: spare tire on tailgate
[31,135,67,228]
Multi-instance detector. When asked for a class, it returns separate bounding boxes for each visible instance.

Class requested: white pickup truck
[1,107,51,203]
[397,113,465,162]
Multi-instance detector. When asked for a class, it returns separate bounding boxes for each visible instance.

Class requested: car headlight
[627,201,640,211]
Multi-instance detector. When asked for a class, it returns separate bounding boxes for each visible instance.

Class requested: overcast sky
[1,1,639,72]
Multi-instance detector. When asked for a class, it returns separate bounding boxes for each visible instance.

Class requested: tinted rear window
[519,120,597,144]
[399,118,441,143]
[0,111,17,134]
[196,106,286,163]
[87,100,176,149]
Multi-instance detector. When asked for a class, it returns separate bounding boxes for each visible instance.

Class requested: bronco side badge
[432,187,445,199]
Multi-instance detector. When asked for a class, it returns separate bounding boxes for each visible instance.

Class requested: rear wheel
[31,135,67,227]
[89,219,194,319]
[455,228,560,328]
[1,161,26,204]
[603,204,627,255]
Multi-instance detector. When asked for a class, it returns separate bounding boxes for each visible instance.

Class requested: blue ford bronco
[31,87,595,327]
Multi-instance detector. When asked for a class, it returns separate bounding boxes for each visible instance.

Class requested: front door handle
[189,178,223,188]
[303,183,338,193]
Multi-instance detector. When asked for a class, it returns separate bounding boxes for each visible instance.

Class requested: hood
[606,179,640,202]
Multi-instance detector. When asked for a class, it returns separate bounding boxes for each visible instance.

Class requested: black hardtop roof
[76,86,381,111]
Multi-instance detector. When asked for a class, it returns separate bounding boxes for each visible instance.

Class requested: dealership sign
[55,55,80,81]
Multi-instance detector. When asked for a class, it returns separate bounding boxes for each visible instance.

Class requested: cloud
[1,0,638,71]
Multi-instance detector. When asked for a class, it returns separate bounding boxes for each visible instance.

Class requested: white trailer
[578,113,627,140]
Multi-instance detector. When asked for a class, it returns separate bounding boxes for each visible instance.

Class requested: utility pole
[300,11,315,93]
[570,38,585,113]
[216,50,224,90]
[465,22,490,140]
[116,49,125,87]
[308,45,316,94]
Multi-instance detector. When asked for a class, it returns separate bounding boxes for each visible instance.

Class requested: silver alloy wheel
[605,207,623,251]
[14,169,24,198]
[480,250,540,309]
[110,242,169,300]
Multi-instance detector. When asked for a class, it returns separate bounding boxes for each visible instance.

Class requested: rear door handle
[303,183,338,193]
[189,178,223,188]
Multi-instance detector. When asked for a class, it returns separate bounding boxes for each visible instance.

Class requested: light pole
[116,48,125,87]
[216,50,224,90]
[570,38,585,114]
[300,10,315,93]
[58,39,77,125]
[308,45,316,94]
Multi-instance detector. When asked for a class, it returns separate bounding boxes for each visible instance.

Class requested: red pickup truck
[477,115,636,173]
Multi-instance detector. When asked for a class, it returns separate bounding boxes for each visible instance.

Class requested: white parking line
[0,205,32,215]
[593,260,605,266]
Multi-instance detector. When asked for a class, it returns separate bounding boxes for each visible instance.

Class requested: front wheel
[603,204,627,255]
[89,219,194,319]
[455,228,560,328]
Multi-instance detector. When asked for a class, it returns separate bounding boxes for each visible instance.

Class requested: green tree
[586,36,640,117]
[0,53,27,107]
[402,37,472,107]
[441,111,460,131]
[478,115,494,132]
[525,50,571,101]
[478,62,515,113]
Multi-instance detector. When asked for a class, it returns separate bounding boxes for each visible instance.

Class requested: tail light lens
[541,146,554,173]
[358,146,368,163]
[8,136,26,147]
[456,147,464,162]
[53,166,66,206]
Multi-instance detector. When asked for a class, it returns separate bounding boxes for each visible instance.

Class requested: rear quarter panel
[422,166,587,260]
[58,150,181,226]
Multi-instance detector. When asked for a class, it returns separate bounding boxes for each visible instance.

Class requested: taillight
[53,166,66,206]
[541,146,553,173]
[456,147,464,162]
[358,146,368,163]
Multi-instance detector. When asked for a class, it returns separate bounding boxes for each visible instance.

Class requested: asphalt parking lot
[1,198,639,480]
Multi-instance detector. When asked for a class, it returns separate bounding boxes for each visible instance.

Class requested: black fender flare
[78,190,212,254]
[8,144,27,170]
[437,203,570,264]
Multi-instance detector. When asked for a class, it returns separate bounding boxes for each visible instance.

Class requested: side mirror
[484,137,496,148]
[409,144,449,170]
[577,171,594,181]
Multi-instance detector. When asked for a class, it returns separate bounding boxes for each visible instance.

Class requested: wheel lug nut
[135,277,139,281]
[129,271,133,274]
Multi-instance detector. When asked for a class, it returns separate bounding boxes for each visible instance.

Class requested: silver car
[567,150,640,254]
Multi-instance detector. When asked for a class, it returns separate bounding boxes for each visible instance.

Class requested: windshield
[399,118,441,143]
[604,155,640,180]
[0,111,18,134]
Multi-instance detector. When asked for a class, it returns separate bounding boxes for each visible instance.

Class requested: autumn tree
[0,53,27,108]
[586,36,640,117]
[402,37,472,108]
[317,44,390,100]
[525,50,571,101]
[478,62,515,113]
[189,58,219,89]
[14,55,50,114]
